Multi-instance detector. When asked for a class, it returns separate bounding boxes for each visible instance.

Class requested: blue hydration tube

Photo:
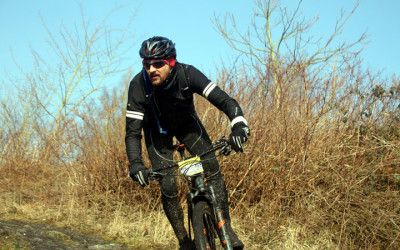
[142,68,167,134]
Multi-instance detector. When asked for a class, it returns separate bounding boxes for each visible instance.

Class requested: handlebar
[148,138,231,178]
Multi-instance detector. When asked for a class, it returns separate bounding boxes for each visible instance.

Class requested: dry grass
[1,56,400,249]
[2,1,399,248]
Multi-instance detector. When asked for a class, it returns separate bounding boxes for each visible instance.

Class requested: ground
[0,220,126,250]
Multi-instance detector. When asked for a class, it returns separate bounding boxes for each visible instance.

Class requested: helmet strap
[169,57,176,68]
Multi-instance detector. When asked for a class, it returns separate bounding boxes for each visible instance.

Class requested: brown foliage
[1,60,400,248]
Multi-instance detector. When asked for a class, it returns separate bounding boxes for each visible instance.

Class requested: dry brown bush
[1,1,400,249]
[1,61,400,248]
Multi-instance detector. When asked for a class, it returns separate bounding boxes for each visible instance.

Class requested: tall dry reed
[1,58,399,248]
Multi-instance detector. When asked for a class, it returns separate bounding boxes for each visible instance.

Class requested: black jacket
[125,62,244,165]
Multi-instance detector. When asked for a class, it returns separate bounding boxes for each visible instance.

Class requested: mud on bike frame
[147,137,234,250]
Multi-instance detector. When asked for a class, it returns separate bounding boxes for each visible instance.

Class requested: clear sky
[0,0,399,92]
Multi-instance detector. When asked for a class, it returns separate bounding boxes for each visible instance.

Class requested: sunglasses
[142,60,168,70]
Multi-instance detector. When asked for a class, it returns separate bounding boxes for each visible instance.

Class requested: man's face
[143,60,170,86]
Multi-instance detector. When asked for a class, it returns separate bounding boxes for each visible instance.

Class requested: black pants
[143,114,230,243]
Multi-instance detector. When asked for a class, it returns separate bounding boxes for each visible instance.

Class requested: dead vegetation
[1,0,399,249]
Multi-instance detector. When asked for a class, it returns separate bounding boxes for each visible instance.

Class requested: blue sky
[0,0,399,92]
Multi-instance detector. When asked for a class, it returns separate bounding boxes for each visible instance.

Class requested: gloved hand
[229,121,250,152]
[129,163,149,187]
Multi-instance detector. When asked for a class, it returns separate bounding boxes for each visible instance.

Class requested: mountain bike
[148,138,234,250]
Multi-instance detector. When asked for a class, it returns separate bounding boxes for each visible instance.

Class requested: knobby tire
[192,200,219,250]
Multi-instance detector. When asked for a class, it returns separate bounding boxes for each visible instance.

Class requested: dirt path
[0,220,126,249]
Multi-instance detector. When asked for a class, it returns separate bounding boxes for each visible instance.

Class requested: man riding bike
[125,36,250,249]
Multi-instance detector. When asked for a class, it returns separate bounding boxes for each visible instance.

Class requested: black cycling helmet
[139,36,176,59]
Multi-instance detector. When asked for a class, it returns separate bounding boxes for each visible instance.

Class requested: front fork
[188,176,233,250]
[186,192,193,240]
[209,186,233,250]
[186,175,204,240]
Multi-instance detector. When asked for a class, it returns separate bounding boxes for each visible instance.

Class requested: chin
[151,81,162,86]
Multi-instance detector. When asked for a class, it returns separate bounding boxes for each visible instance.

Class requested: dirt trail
[0,220,126,249]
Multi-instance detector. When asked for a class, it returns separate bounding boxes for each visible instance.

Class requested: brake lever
[214,137,228,145]
[148,169,165,181]
[220,143,232,156]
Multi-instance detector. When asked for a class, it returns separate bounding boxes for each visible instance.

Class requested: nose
[148,64,157,72]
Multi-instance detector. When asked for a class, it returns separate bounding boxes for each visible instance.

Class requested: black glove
[129,163,149,187]
[229,121,250,152]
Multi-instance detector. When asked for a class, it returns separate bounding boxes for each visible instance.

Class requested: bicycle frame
[148,138,233,249]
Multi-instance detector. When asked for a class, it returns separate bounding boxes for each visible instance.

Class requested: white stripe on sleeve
[202,82,217,98]
[126,110,144,120]
[231,116,248,128]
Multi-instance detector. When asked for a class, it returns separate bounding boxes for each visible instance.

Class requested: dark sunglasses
[142,60,167,70]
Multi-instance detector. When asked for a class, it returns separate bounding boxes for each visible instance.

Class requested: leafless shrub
[1,1,399,248]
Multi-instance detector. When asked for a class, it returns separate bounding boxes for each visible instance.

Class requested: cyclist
[125,36,250,250]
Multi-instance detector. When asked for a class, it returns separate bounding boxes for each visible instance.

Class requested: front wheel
[192,201,218,249]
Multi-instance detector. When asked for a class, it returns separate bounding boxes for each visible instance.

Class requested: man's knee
[159,175,179,198]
